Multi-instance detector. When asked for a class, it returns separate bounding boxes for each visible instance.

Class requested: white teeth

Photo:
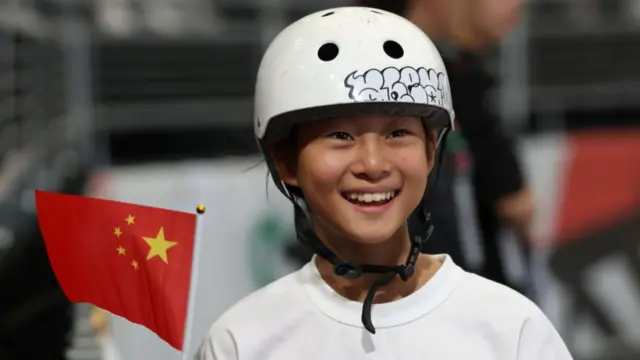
[345,191,396,203]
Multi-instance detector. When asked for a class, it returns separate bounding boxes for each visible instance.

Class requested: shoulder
[214,268,309,328]
[199,266,312,359]
[454,274,573,359]
[515,298,574,360]
[455,273,540,315]
[461,273,548,325]
[458,274,555,329]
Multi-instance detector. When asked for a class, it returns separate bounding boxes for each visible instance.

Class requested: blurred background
[0,0,638,359]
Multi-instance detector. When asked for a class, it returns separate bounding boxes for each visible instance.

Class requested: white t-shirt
[200,255,573,360]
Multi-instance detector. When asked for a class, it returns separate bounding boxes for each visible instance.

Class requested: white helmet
[254,6,455,143]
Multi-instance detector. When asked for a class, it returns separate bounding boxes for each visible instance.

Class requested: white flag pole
[100,333,124,360]
[181,204,207,360]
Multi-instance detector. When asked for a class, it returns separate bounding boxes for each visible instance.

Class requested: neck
[317,221,412,266]
[314,223,440,303]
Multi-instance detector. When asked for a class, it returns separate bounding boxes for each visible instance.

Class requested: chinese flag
[35,190,197,350]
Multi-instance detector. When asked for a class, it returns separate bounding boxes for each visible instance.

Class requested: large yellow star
[142,227,178,264]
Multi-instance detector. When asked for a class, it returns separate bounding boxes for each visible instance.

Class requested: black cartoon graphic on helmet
[344,66,450,107]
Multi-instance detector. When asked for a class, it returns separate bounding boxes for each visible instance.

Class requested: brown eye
[329,131,353,140]
[389,129,409,138]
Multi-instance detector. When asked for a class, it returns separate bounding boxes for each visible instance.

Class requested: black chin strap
[294,203,434,333]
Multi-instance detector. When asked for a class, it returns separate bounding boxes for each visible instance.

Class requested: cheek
[296,150,349,221]
[297,148,347,190]
[398,148,430,185]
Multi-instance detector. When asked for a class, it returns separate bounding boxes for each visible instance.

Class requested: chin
[344,229,398,245]
[337,218,406,245]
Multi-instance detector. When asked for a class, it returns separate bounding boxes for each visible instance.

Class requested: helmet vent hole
[318,43,339,62]
[370,10,383,14]
[322,11,335,17]
[383,40,404,59]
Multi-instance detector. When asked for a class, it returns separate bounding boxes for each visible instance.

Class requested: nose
[351,139,391,181]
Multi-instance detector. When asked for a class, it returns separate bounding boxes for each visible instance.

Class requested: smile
[341,190,398,206]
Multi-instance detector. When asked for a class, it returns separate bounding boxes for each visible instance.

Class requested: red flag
[35,190,197,350]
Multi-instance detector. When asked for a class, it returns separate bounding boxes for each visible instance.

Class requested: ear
[267,141,299,187]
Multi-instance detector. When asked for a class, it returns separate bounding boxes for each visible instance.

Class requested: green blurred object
[248,213,290,288]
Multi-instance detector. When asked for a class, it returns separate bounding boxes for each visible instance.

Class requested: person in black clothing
[0,215,74,360]
[0,173,89,359]
[357,0,536,295]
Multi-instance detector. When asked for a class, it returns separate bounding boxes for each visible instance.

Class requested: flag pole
[181,204,206,360]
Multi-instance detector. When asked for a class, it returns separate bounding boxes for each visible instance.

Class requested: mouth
[341,190,400,211]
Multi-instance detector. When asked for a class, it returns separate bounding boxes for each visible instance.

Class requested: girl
[200,7,572,360]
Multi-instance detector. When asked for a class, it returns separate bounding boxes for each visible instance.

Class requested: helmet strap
[292,198,434,334]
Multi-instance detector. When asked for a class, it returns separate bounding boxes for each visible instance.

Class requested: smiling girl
[200,6,572,360]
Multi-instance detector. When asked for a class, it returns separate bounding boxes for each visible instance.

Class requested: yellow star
[142,227,178,264]
[131,260,139,270]
[125,214,135,225]
[116,246,126,255]
[114,227,123,237]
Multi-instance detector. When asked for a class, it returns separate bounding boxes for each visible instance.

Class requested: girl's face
[278,115,436,245]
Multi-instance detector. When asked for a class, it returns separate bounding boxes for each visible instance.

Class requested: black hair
[356,0,410,16]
